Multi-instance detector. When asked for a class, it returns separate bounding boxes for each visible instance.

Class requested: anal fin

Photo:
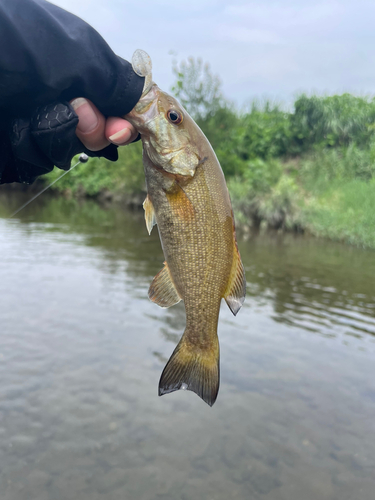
[149,261,182,308]
[224,242,246,316]
[143,194,156,235]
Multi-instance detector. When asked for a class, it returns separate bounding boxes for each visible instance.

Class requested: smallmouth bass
[126,51,246,406]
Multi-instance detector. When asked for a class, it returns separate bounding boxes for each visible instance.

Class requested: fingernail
[109,127,132,145]
[71,98,98,133]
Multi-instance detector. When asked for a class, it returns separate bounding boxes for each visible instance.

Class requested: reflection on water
[242,234,375,342]
[0,191,375,500]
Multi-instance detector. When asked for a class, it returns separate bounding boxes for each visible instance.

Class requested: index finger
[106,118,138,146]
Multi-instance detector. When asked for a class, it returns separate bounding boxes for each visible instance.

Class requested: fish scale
[125,51,246,406]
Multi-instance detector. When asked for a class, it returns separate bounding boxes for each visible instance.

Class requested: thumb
[70,98,109,151]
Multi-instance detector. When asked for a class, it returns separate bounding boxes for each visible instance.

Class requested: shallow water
[0,191,375,500]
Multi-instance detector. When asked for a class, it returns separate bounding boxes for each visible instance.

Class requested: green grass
[40,86,375,249]
[43,141,145,198]
[301,179,375,248]
[229,156,375,248]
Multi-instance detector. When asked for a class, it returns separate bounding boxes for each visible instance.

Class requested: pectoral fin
[149,261,182,308]
[143,194,156,235]
[224,243,246,316]
[166,183,195,223]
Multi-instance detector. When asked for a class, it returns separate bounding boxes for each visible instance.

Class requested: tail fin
[159,335,220,407]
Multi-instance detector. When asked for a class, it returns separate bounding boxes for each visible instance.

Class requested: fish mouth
[127,108,158,131]
[126,86,160,126]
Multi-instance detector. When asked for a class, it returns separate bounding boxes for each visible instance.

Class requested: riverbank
[25,87,375,250]
[39,147,375,250]
[228,155,375,249]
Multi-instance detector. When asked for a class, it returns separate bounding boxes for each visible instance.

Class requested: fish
[125,50,246,406]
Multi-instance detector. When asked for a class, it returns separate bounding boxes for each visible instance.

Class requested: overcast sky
[52,0,375,107]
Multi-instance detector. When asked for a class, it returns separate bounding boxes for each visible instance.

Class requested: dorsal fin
[149,261,182,308]
[224,242,246,316]
[143,194,156,235]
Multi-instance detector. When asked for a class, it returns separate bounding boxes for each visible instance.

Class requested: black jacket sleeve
[0,0,144,184]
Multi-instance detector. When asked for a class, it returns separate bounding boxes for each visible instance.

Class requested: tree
[171,57,225,120]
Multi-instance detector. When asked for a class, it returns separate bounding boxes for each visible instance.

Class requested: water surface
[0,192,375,500]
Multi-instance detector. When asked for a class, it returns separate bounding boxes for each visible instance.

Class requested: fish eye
[167,109,183,125]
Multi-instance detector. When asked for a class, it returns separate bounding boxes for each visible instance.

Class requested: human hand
[8,98,140,185]
[70,98,138,151]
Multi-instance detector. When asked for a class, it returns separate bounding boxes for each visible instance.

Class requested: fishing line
[8,153,89,219]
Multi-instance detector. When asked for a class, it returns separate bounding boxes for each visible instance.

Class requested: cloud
[51,0,375,105]
[217,26,281,45]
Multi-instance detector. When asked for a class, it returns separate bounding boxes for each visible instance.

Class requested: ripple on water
[1,194,375,500]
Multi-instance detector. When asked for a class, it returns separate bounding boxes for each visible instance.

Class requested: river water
[0,191,374,500]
